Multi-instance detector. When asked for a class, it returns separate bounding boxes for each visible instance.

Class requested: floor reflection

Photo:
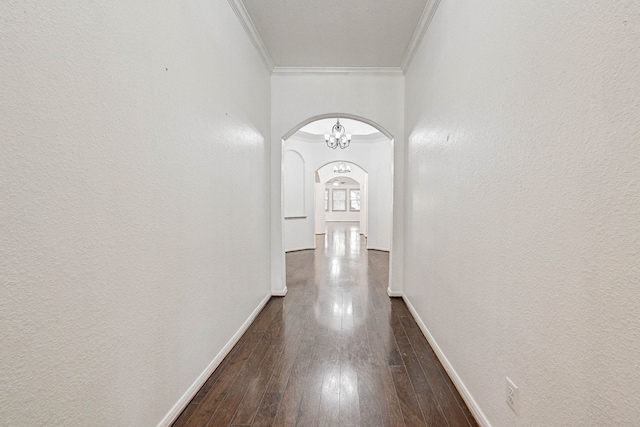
[290,222,378,421]
[294,222,373,425]
[173,221,477,426]
[314,222,368,332]
[174,222,477,425]
[323,222,362,258]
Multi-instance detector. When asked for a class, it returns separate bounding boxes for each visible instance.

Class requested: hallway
[173,223,477,426]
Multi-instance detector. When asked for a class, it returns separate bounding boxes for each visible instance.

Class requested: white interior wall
[367,139,394,252]
[6,2,637,426]
[0,2,271,426]
[271,73,405,294]
[283,136,390,252]
[404,1,640,426]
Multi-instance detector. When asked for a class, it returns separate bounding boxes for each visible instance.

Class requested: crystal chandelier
[325,119,351,149]
[333,162,351,173]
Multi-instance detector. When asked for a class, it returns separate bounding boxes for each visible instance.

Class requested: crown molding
[227,0,274,72]
[272,67,404,76]
[400,0,442,73]
[229,0,440,76]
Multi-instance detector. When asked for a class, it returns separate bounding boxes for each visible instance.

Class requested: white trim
[272,67,403,76]
[402,296,492,427]
[387,287,403,297]
[272,286,288,297]
[227,0,274,72]
[400,0,442,73]
[228,0,439,76]
[157,293,271,427]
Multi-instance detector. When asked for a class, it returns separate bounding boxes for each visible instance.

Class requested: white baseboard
[157,293,271,427]
[402,296,492,427]
[387,287,403,297]
[272,286,288,297]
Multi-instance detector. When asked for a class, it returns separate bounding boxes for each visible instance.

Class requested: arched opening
[282,113,394,141]
[314,161,368,239]
[279,114,394,293]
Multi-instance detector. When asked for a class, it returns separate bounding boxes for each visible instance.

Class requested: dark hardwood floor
[173,223,478,427]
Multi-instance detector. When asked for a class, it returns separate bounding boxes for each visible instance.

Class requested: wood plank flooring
[173,222,478,427]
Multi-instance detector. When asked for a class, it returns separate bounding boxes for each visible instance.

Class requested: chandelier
[325,119,351,149]
[333,162,351,173]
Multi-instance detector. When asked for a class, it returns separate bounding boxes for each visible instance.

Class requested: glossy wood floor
[173,222,478,427]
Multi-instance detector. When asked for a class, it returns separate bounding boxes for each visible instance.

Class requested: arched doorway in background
[281,115,394,290]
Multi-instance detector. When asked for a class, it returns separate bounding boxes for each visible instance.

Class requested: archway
[279,114,394,295]
[314,161,368,239]
[282,113,394,141]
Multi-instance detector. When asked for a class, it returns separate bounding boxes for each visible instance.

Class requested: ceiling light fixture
[325,119,351,149]
[333,162,351,173]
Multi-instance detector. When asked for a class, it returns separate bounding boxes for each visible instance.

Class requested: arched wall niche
[283,150,305,218]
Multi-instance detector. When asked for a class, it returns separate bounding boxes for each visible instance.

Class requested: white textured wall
[0,1,271,426]
[404,1,640,426]
[272,74,404,294]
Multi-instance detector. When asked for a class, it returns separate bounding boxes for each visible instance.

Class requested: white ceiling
[327,176,359,186]
[240,0,430,68]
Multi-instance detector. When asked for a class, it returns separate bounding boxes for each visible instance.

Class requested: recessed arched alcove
[283,149,306,218]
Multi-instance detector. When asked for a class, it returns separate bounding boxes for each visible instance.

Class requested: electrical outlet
[506,377,518,414]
